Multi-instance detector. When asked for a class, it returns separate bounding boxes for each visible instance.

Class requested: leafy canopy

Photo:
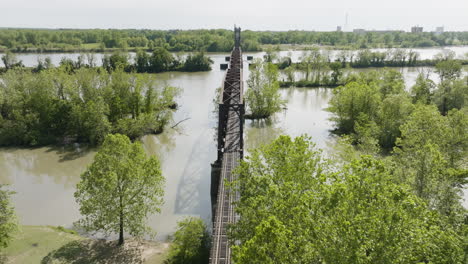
[165,217,210,264]
[74,133,165,244]
[229,135,465,263]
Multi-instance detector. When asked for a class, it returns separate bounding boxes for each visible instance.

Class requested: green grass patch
[1,226,83,264]
[1,226,170,264]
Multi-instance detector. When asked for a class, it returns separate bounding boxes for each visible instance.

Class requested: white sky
[1,0,467,31]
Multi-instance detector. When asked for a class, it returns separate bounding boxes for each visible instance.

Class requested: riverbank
[3,44,468,54]
[280,59,468,69]
[1,226,170,264]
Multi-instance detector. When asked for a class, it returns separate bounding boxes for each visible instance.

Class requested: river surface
[0,50,467,240]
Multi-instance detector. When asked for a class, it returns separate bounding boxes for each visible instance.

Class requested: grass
[1,226,170,264]
[81,43,101,50]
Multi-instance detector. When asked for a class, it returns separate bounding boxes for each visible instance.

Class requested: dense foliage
[0,185,17,249]
[245,60,285,119]
[0,68,179,146]
[123,49,212,73]
[165,217,210,264]
[328,61,467,150]
[229,136,466,263]
[279,49,467,88]
[322,60,467,262]
[74,134,165,245]
[1,29,467,53]
[0,48,213,74]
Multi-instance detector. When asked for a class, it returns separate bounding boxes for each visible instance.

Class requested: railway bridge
[209,26,244,264]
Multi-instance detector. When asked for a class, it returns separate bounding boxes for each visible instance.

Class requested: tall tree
[74,134,165,245]
[411,73,435,104]
[245,61,285,119]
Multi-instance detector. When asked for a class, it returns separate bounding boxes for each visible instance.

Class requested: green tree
[181,52,213,72]
[72,98,111,145]
[102,52,130,72]
[74,134,165,245]
[394,105,467,218]
[377,93,414,148]
[379,69,405,98]
[434,78,468,115]
[230,136,465,263]
[0,185,18,249]
[446,108,468,167]
[135,49,150,73]
[329,61,343,85]
[328,80,381,134]
[411,73,435,104]
[245,61,285,119]
[150,47,175,73]
[1,51,23,70]
[435,60,462,82]
[165,217,210,264]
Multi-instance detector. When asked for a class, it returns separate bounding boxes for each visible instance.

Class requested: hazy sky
[1,0,467,31]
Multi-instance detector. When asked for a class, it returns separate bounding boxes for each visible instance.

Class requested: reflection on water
[277,87,335,149]
[244,87,335,156]
[245,119,284,151]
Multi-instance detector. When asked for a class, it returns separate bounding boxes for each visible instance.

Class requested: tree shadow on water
[44,145,95,163]
[41,239,144,264]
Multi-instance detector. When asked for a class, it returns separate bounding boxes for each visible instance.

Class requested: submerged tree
[245,60,285,119]
[182,52,213,72]
[74,134,165,245]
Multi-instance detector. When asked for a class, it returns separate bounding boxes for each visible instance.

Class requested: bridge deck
[210,27,243,264]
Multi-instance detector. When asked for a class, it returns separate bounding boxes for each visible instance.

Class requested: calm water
[0,50,466,240]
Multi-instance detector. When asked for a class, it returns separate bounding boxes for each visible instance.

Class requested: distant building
[337,26,342,32]
[411,26,423,33]
[353,28,366,34]
[435,26,444,35]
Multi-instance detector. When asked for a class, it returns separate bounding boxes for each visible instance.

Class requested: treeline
[1,48,213,73]
[1,28,468,53]
[277,49,468,88]
[0,68,179,146]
